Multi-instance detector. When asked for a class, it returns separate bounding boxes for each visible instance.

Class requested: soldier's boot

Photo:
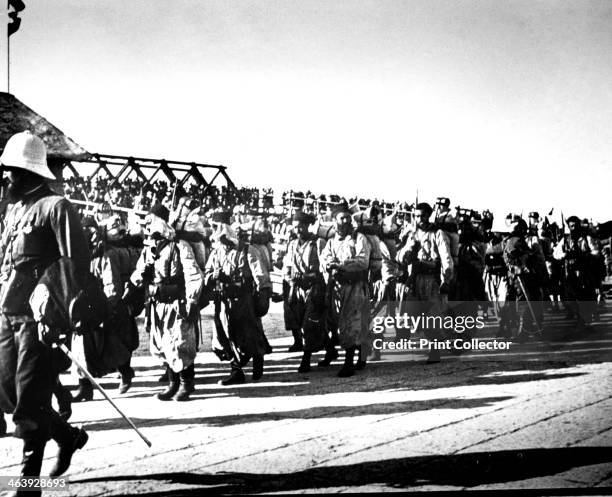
[54,379,73,421]
[184,363,196,393]
[354,345,367,370]
[317,342,339,367]
[118,364,135,394]
[174,365,195,401]
[0,413,7,437]
[72,379,94,402]
[338,346,356,377]
[218,363,246,386]
[158,363,169,383]
[297,352,311,373]
[287,329,303,352]
[49,427,88,477]
[157,368,179,401]
[426,347,441,364]
[8,439,46,497]
[252,355,264,382]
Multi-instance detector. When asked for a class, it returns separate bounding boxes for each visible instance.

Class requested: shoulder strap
[164,241,184,279]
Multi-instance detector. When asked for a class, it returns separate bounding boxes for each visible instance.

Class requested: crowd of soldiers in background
[0,173,602,412]
[44,175,611,405]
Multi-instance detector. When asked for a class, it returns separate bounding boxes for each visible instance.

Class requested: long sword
[57,343,152,448]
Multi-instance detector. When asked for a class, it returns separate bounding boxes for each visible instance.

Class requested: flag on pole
[8,0,25,36]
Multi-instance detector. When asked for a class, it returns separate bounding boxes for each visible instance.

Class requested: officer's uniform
[0,184,89,442]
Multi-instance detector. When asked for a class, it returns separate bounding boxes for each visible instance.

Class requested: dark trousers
[0,314,73,444]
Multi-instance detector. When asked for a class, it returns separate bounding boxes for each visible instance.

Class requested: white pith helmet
[0,131,55,180]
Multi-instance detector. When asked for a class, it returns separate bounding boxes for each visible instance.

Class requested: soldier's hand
[212,267,221,279]
[38,323,61,346]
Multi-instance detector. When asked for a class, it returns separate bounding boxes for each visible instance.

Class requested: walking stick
[516,274,544,335]
[57,343,152,448]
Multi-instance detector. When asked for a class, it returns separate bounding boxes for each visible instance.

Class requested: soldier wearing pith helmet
[0,131,90,490]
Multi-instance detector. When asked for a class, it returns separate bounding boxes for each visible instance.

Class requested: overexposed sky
[6,0,612,221]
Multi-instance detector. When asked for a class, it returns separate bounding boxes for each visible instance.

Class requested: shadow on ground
[72,446,612,494]
[81,358,589,401]
[79,395,513,430]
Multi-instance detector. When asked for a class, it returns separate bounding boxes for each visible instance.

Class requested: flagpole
[1,5,8,93]
[7,30,10,94]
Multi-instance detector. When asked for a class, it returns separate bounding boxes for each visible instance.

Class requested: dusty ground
[0,304,611,495]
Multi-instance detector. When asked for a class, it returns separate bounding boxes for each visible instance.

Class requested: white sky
[6,0,612,221]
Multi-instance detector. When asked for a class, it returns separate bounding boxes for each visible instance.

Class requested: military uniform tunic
[0,185,89,441]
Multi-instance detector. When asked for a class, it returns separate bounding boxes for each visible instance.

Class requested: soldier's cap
[292,211,315,225]
[566,216,581,224]
[149,203,170,223]
[528,211,540,219]
[436,197,450,206]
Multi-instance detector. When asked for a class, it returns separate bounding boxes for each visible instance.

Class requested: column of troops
[0,131,609,492]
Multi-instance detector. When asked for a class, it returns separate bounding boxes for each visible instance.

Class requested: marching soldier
[320,206,371,377]
[354,206,396,365]
[282,211,328,372]
[131,204,204,401]
[502,217,546,341]
[553,216,600,333]
[0,131,90,487]
[243,217,275,325]
[537,223,561,312]
[71,216,140,402]
[434,197,459,272]
[369,209,401,360]
[205,213,272,385]
[396,202,454,363]
[454,214,487,321]
[527,211,540,236]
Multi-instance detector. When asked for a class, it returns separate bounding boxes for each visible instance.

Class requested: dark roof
[0,92,89,161]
